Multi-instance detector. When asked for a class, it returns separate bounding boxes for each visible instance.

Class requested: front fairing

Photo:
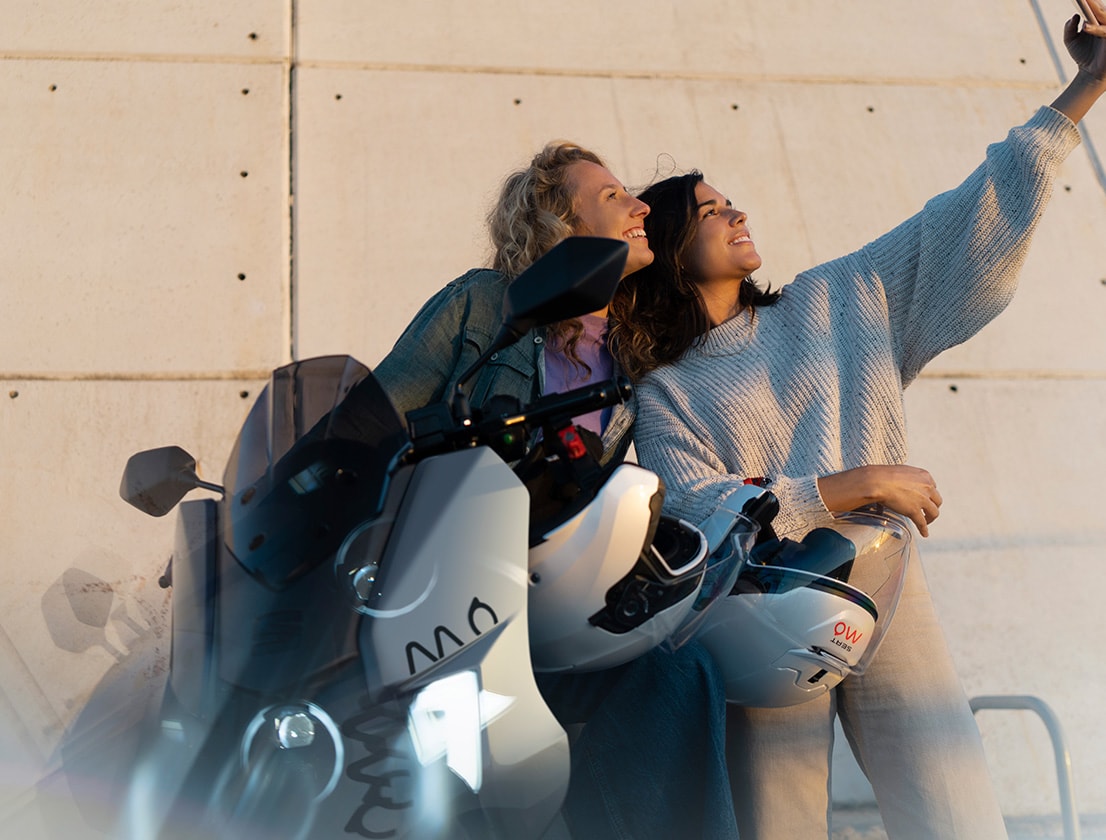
[222,355,410,591]
[207,357,567,836]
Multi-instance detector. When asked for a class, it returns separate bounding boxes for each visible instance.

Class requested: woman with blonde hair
[375,141,651,461]
[373,141,744,838]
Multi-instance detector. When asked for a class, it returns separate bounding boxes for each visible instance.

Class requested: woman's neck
[696,278,745,326]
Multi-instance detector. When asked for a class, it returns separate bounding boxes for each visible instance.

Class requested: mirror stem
[186,471,225,497]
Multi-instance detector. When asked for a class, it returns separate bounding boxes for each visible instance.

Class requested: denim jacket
[373,268,634,464]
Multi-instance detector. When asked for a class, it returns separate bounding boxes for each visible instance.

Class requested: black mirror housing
[120,445,222,517]
[500,236,628,338]
[456,237,628,390]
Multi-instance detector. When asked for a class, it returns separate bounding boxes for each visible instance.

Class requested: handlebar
[495,376,632,433]
[405,376,633,462]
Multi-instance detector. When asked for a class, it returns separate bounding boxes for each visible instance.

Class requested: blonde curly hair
[487,141,605,279]
[487,141,607,368]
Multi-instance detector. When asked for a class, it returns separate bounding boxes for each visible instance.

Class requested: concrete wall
[3,0,1105,832]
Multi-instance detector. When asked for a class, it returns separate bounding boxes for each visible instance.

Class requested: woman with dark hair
[608,170,780,383]
[616,12,1106,840]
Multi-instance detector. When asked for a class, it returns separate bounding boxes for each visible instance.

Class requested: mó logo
[404,597,499,675]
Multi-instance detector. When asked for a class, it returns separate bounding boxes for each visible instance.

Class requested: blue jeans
[537,642,738,840]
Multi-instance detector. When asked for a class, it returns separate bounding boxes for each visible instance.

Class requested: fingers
[905,499,937,538]
[1075,0,1103,29]
[877,464,941,537]
[1074,3,1106,38]
[915,471,942,537]
[817,464,943,536]
[907,495,939,538]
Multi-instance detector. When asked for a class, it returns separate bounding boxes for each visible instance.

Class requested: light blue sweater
[634,106,1080,537]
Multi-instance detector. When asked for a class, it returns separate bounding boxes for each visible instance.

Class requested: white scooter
[54,237,767,840]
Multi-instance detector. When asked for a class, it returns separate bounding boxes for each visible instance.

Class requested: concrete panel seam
[287,0,298,362]
[290,59,1059,90]
[916,369,1106,380]
[0,51,287,66]
[1,372,274,382]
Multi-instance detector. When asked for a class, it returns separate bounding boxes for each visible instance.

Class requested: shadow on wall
[35,566,172,837]
[41,566,170,669]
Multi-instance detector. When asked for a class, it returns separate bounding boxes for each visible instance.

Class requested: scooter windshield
[222,355,410,589]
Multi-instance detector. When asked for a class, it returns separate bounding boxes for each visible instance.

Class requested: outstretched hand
[1066,4,1106,80]
[1053,6,1106,122]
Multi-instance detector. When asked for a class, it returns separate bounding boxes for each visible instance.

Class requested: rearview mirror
[119,445,224,516]
[457,237,628,387]
[501,236,628,338]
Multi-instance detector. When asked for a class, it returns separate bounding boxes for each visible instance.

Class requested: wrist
[1073,66,1106,91]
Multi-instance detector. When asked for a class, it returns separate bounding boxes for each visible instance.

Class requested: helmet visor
[662,511,760,652]
[747,506,912,675]
[588,514,709,636]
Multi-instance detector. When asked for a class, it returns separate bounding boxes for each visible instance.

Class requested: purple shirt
[544,314,613,436]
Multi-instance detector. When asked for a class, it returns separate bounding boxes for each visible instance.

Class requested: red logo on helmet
[834,621,864,645]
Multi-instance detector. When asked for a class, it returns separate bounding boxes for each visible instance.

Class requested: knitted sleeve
[634,375,828,536]
[862,106,1080,385]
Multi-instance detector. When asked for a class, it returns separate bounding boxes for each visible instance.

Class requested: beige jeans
[726,545,1008,840]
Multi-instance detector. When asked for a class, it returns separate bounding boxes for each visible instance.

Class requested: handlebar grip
[517,376,633,426]
[406,376,633,460]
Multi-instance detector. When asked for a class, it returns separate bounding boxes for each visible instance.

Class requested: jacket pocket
[466,336,540,409]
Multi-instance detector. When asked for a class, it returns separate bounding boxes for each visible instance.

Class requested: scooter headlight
[275,710,317,750]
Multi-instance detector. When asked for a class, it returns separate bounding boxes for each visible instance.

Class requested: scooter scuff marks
[342,701,415,839]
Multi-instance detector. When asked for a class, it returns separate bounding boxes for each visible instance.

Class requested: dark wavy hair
[609,171,779,380]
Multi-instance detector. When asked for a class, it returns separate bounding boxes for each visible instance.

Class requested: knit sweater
[634,106,1080,538]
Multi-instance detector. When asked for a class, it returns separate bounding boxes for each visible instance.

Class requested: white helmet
[527,463,714,673]
[695,507,911,707]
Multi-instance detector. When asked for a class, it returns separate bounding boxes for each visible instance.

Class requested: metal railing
[970,694,1081,840]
